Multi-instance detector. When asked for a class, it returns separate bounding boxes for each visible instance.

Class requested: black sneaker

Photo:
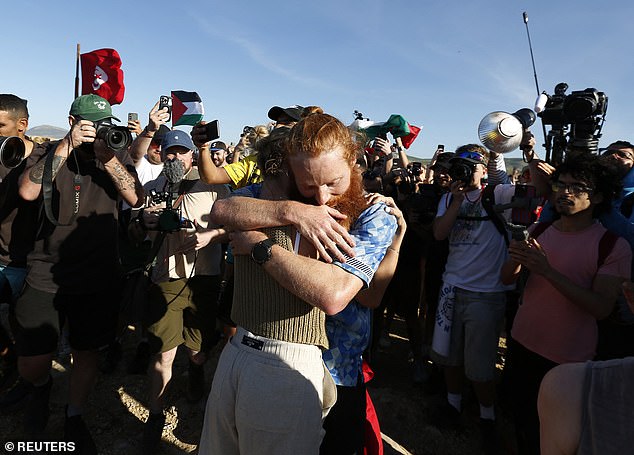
[480,418,501,455]
[24,376,52,436]
[186,361,205,403]
[127,341,151,375]
[430,401,462,431]
[142,411,166,455]
[0,376,33,410]
[64,412,97,455]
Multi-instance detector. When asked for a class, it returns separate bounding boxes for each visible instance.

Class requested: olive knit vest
[231,226,328,349]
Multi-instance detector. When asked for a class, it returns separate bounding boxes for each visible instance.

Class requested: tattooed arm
[95,139,144,208]
[19,119,95,201]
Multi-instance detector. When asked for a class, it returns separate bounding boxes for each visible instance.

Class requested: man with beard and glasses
[501,154,631,455]
[198,113,397,455]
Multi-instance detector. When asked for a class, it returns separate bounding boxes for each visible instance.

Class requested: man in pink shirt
[500,153,631,455]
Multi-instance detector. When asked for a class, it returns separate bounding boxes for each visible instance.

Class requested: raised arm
[19,119,93,201]
[191,121,231,185]
[128,102,169,164]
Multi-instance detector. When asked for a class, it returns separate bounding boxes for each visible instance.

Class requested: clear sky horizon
[3,0,632,159]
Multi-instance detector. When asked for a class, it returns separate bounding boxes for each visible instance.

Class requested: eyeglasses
[456,151,484,161]
[551,181,593,195]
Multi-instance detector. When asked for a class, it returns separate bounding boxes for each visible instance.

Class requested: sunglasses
[551,181,593,195]
[456,151,484,161]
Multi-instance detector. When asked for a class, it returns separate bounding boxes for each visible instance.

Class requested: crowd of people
[0,92,633,455]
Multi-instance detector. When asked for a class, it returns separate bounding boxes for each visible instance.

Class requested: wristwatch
[251,239,276,265]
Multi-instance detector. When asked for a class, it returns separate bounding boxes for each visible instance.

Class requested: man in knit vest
[198,114,396,454]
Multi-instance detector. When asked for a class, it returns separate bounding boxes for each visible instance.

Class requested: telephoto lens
[0,136,26,168]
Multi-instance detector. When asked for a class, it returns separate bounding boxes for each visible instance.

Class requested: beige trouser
[199,327,337,455]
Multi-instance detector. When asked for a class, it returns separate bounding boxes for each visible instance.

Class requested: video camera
[536,82,607,163]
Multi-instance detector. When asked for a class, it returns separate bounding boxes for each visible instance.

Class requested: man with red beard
[198,113,397,455]
[501,153,631,455]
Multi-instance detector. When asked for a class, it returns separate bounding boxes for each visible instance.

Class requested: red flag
[400,123,421,149]
[80,48,125,105]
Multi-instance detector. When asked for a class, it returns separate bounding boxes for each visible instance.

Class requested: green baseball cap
[69,94,120,122]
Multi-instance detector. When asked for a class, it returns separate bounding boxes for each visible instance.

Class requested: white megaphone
[478,108,536,153]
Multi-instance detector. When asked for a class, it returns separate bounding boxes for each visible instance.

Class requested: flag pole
[74,43,80,99]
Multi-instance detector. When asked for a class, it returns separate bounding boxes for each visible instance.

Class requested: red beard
[326,168,368,230]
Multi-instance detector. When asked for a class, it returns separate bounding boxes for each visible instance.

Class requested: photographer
[132,130,229,454]
[0,94,45,397]
[430,144,517,454]
[14,94,143,452]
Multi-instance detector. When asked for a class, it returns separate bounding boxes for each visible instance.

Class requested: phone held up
[203,120,220,143]
[159,95,172,122]
[128,112,138,122]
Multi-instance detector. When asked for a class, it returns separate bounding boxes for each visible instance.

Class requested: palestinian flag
[171,91,204,126]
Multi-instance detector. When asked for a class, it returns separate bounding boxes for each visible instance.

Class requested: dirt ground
[0,316,517,455]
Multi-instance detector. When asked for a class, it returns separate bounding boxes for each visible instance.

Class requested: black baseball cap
[210,141,227,151]
[267,105,304,122]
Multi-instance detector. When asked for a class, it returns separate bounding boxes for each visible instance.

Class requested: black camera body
[538,83,608,162]
[94,120,132,152]
[448,159,476,185]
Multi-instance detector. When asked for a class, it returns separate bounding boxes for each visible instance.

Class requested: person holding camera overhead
[130,129,229,454]
[14,94,143,453]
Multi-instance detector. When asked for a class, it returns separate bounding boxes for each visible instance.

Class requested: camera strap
[42,148,81,227]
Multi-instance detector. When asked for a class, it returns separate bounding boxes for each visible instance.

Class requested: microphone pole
[522,11,551,162]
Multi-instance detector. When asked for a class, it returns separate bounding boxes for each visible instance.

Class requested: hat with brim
[210,141,227,151]
[69,94,120,122]
[161,130,195,153]
[431,152,455,170]
[268,105,304,122]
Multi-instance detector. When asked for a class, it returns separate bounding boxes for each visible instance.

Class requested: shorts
[0,264,27,303]
[12,283,119,356]
[432,287,506,382]
[145,275,220,354]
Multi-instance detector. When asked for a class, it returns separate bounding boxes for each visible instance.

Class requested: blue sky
[3,0,632,158]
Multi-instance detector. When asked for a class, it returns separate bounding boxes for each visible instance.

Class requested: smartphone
[159,95,172,122]
[437,144,445,152]
[128,112,138,122]
[204,120,220,142]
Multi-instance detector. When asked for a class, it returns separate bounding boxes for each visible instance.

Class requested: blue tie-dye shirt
[322,202,397,386]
